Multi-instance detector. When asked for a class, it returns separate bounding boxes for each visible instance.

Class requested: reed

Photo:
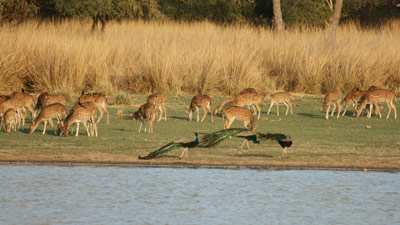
[0,19,399,96]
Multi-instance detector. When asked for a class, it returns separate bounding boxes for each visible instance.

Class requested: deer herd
[0,85,397,136]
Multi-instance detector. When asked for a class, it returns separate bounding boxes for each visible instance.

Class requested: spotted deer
[74,91,109,123]
[34,92,66,117]
[222,106,256,131]
[188,94,213,122]
[147,93,167,121]
[59,102,98,137]
[29,103,66,135]
[265,92,294,116]
[0,98,27,129]
[129,102,157,133]
[232,92,265,120]
[323,90,342,120]
[9,91,36,122]
[340,90,368,116]
[213,98,234,116]
[355,89,397,119]
[2,108,18,133]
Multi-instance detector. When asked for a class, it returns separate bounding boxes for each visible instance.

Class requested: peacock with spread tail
[139,132,199,160]
[199,128,293,157]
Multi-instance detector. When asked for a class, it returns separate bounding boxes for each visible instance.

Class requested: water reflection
[0,166,399,225]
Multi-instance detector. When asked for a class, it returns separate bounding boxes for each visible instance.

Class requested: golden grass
[0,19,399,96]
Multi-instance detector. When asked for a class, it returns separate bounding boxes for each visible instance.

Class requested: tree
[328,0,343,32]
[272,0,284,31]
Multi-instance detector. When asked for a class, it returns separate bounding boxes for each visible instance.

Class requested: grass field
[1,20,400,96]
[1,95,399,169]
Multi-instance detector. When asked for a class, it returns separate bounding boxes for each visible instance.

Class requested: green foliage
[254,0,400,28]
[158,0,254,23]
[0,0,399,28]
[0,0,38,23]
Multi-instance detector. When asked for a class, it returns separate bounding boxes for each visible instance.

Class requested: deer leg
[83,121,90,136]
[163,104,167,121]
[336,102,341,119]
[96,107,104,123]
[75,122,80,136]
[276,103,280,116]
[267,103,274,115]
[367,104,374,118]
[325,104,331,120]
[342,104,348,116]
[330,104,336,117]
[283,102,289,116]
[224,118,234,129]
[206,103,213,122]
[42,121,48,135]
[385,101,391,119]
[196,106,200,122]
[392,102,397,119]
[254,103,261,120]
[104,105,109,124]
[200,106,206,122]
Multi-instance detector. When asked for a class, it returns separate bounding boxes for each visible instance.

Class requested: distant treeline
[1,0,399,28]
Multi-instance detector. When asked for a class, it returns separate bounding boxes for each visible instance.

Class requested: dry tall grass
[0,19,399,97]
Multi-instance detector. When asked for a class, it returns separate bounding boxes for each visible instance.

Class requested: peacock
[199,128,249,148]
[200,128,293,157]
[138,132,199,160]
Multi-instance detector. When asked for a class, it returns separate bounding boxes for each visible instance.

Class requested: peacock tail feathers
[138,142,181,160]
[199,128,247,147]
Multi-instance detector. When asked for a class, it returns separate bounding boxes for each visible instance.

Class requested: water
[0,166,399,225]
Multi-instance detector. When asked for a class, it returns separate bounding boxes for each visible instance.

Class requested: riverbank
[1,95,399,169]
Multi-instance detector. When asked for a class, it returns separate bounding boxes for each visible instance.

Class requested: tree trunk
[272,0,285,32]
[329,0,343,32]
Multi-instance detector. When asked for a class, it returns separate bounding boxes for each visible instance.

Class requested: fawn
[188,94,213,122]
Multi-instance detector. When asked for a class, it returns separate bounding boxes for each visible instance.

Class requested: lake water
[0,165,399,225]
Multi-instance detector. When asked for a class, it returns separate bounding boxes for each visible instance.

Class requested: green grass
[1,95,399,169]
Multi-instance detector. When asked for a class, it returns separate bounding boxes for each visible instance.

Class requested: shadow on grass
[169,116,189,121]
[111,128,133,132]
[297,112,321,119]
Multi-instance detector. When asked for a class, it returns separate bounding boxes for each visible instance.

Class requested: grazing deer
[74,91,109,123]
[29,103,66,135]
[232,92,265,120]
[129,102,157,133]
[2,108,18,133]
[188,94,213,122]
[147,93,167,121]
[265,92,294,116]
[9,91,36,122]
[340,90,368,116]
[355,89,397,119]
[323,90,342,120]
[222,106,256,131]
[59,102,98,137]
[0,98,27,129]
[34,92,66,117]
[213,98,234,116]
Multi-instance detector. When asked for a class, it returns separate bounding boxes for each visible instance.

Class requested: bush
[115,91,132,105]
